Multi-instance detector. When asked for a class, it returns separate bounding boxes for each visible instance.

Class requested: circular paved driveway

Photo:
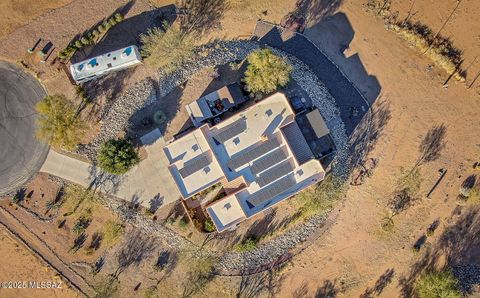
[0,61,49,196]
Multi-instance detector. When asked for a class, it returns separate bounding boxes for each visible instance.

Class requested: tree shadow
[178,0,228,35]
[113,229,156,278]
[242,209,278,240]
[349,98,391,170]
[126,83,184,140]
[71,233,87,252]
[415,124,447,168]
[89,232,103,250]
[86,165,123,197]
[92,255,105,275]
[361,268,395,298]
[149,194,164,213]
[398,205,480,296]
[292,0,345,24]
[237,268,285,298]
[292,281,309,298]
[66,1,136,62]
[84,67,138,118]
[315,279,339,298]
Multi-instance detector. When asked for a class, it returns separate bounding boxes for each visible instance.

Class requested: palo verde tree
[140,22,195,73]
[35,94,87,150]
[243,48,292,94]
[97,138,139,175]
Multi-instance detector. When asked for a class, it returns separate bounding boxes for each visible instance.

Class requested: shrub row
[58,13,124,61]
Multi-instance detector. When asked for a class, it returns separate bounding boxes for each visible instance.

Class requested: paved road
[0,61,49,196]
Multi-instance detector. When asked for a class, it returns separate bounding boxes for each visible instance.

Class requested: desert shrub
[62,185,101,216]
[103,21,111,30]
[392,21,465,82]
[243,48,292,94]
[389,167,423,214]
[36,95,87,150]
[92,29,100,37]
[76,86,91,104]
[235,237,258,252]
[414,268,461,298]
[80,36,90,46]
[178,217,189,229]
[74,40,83,49]
[108,17,117,27]
[203,218,216,232]
[98,24,106,33]
[72,215,92,234]
[102,220,124,247]
[97,138,139,175]
[94,276,120,298]
[140,22,195,73]
[114,13,124,22]
[153,110,166,124]
[297,175,346,220]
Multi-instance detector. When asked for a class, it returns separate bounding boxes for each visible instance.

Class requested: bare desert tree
[178,0,228,35]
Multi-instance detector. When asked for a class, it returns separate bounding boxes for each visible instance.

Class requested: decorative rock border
[77,39,351,274]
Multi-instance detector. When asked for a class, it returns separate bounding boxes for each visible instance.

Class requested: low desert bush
[235,237,259,252]
[414,268,461,298]
[102,220,124,247]
[203,218,216,233]
[296,175,346,220]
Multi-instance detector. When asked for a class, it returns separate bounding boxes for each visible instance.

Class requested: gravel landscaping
[77,39,351,274]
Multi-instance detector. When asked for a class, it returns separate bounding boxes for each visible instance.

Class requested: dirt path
[0,206,95,297]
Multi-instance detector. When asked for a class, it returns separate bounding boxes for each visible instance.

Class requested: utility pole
[403,0,417,26]
[431,0,463,43]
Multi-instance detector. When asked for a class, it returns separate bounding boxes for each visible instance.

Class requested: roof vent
[121,47,132,58]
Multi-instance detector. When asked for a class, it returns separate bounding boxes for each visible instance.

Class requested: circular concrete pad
[0,61,49,196]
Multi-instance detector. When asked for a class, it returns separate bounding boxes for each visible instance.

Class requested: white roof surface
[164,128,224,198]
[70,45,142,82]
[165,92,325,230]
[207,195,246,231]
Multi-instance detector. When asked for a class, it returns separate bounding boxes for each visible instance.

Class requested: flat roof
[70,45,142,82]
[164,128,224,198]
[207,195,246,232]
[305,109,330,138]
[165,92,326,230]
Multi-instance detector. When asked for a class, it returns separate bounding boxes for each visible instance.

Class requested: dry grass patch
[392,22,465,82]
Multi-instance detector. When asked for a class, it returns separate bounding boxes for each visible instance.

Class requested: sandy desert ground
[0,0,479,297]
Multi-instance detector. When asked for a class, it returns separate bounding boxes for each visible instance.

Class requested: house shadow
[253,12,382,171]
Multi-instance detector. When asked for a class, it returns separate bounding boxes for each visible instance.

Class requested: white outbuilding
[69,45,142,83]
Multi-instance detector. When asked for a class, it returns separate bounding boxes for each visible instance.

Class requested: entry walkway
[40,130,181,209]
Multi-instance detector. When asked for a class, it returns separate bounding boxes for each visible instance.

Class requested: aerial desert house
[69,45,142,83]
